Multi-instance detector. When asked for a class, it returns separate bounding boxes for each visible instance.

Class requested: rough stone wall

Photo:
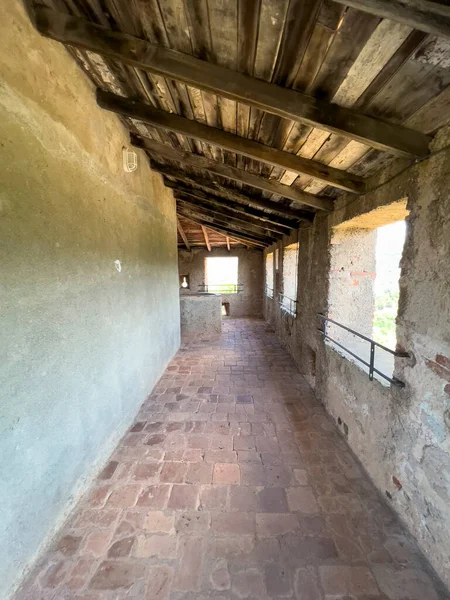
[178,247,264,317]
[264,128,450,590]
[0,3,180,598]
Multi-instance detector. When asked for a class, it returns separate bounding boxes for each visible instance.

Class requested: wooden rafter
[331,0,450,40]
[154,163,311,222]
[177,206,273,246]
[179,213,266,248]
[177,202,279,243]
[133,137,332,211]
[97,89,365,194]
[174,192,288,236]
[177,217,190,251]
[226,237,230,252]
[177,197,283,239]
[30,5,431,157]
[201,225,211,251]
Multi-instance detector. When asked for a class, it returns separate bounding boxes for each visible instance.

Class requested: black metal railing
[317,314,409,388]
[265,286,274,299]
[198,283,243,294]
[279,292,297,316]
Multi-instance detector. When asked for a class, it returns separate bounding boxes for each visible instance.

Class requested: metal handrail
[279,292,297,316]
[317,314,409,388]
[265,286,274,298]
[199,283,243,293]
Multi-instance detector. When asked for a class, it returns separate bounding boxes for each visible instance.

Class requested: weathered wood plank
[31,5,432,157]
[177,198,283,239]
[177,208,272,245]
[97,89,365,193]
[201,225,211,251]
[173,191,290,234]
[179,214,265,247]
[157,169,306,225]
[132,135,333,210]
[177,217,191,250]
[330,0,450,40]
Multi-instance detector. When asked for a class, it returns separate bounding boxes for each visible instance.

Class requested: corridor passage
[17,320,446,599]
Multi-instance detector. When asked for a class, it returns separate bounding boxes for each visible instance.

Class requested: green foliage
[373,288,399,347]
[207,283,238,294]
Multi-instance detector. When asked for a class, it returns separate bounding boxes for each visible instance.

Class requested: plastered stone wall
[0,3,180,597]
[178,247,264,317]
[264,129,450,590]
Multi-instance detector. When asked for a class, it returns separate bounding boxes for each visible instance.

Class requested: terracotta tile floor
[16,319,448,599]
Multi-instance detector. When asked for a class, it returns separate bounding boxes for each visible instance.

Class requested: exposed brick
[160,461,188,483]
[212,512,256,534]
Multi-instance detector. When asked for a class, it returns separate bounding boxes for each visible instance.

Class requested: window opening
[205,257,239,294]
[280,242,299,315]
[179,274,190,289]
[326,201,408,385]
[265,253,274,298]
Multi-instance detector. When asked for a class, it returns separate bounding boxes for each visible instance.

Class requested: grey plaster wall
[180,294,222,338]
[178,247,264,317]
[0,3,180,597]
[264,128,450,590]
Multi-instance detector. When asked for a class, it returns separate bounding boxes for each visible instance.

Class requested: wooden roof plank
[177,217,191,250]
[97,89,366,193]
[201,225,211,251]
[153,163,312,222]
[177,198,282,239]
[178,212,268,247]
[330,0,450,40]
[174,192,289,235]
[169,184,293,233]
[131,135,332,210]
[31,5,432,157]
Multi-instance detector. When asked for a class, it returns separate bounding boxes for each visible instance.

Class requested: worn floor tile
[14,319,449,600]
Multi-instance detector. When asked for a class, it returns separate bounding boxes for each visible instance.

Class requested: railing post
[369,341,375,381]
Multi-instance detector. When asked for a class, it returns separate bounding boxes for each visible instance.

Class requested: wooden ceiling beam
[177,201,280,243]
[178,213,267,248]
[169,183,294,232]
[30,5,431,157]
[331,0,450,40]
[201,225,211,251]
[177,218,190,251]
[153,162,310,223]
[177,197,284,239]
[133,136,331,211]
[97,89,365,194]
[177,206,274,246]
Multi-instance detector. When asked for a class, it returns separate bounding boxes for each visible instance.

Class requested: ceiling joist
[97,89,365,194]
[177,218,190,251]
[177,202,279,243]
[201,225,211,251]
[133,136,332,211]
[31,5,431,158]
[331,0,450,40]
[178,212,268,248]
[179,215,262,248]
[152,163,311,223]
[176,196,285,237]
[171,189,291,235]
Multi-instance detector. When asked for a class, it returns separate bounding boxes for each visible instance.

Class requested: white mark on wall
[114,259,122,272]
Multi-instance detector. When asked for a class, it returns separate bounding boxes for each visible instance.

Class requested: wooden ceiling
[25,0,450,249]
